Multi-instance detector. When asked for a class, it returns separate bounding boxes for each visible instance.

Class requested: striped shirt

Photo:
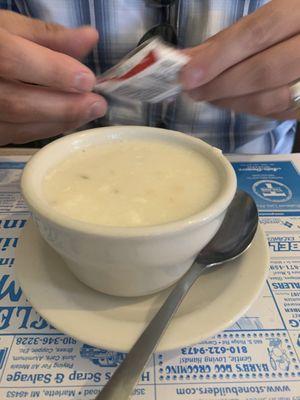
[0,0,296,153]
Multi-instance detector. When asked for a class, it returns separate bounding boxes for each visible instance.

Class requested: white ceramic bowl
[21,126,237,297]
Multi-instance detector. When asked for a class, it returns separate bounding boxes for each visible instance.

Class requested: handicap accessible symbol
[252,180,292,202]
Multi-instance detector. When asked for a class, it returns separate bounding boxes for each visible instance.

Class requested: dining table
[0,147,299,400]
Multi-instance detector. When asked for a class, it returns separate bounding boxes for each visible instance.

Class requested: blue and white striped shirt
[0,0,296,153]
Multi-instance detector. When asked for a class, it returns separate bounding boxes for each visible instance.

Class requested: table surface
[0,150,299,399]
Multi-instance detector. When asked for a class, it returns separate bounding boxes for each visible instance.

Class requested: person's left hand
[181,0,300,120]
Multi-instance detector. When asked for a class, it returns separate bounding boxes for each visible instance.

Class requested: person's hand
[181,0,300,120]
[0,11,107,145]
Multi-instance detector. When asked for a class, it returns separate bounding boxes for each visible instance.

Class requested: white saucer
[15,219,269,352]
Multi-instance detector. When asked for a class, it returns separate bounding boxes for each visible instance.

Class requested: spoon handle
[95,261,207,400]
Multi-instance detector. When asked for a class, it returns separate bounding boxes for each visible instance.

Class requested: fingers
[267,109,300,120]
[181,0,300,89]
[0,10,99,59]
[188,34,300,102]
[0,79,107,124]
[32,25,99,60]
[0,10,103,145]
[0,27,96,92]
[210,86,292,118]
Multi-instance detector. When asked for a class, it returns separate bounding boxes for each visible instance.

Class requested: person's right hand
[0,11,107,145]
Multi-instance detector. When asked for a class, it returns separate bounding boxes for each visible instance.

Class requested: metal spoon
[95,190,258,400]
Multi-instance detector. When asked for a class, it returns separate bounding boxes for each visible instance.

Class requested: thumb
[0,10,99,59]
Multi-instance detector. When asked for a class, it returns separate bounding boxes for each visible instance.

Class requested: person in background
[0,0,298,154]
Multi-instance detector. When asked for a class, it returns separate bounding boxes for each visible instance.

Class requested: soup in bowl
[21,126,237,297]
